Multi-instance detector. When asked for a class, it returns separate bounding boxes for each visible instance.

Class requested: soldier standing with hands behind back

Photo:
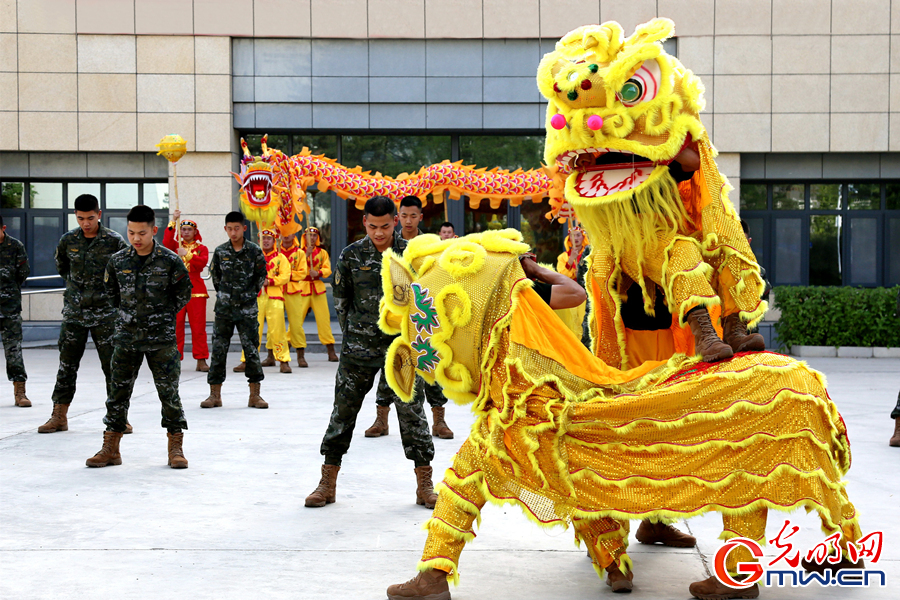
[40,194,128,433]
[85,206,192,469]
[0,214,31,407]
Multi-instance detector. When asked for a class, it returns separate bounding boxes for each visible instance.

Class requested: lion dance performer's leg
[419,440,486,584]
[573,517,632,578]
[721,509,768,574]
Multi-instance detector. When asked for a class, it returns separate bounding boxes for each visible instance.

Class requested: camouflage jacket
[334,231,407,365]
[209,240,267,320]
[104,242,192,350]
[56,225,127,325]
[0,234,30,318]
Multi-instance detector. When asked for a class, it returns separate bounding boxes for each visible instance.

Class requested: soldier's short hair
[364,196,396,217]
[73,194,100,213]
[440,221,454,232]
[399,195,422,211]
[0,214,4,227]
[225,211,245,224]
[126,205,155,225]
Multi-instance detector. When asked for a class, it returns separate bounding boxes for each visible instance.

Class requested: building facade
[1,0,899,322]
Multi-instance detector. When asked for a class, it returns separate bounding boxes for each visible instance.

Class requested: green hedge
[773,286,900,349]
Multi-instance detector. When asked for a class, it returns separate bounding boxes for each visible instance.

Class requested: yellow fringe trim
[417,558,460,587]
[422,518,476,543]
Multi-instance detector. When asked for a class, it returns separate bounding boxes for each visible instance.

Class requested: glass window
[67,213,78,230]
[772,184,804,210]
[848,218,877,285]
[739,184,767,210]
[347,204,366,244]
[774,218,802,284]
[244,133,291,156]
[342,135,452,176]
[31,215,61,276]
[809,215,841,286]
[886,184,900,210]
[458,136,544,170]
[743,217,765,264]
[29,182,63,209]
[107,216,128,241]
[1,182,25,208]
[465,201,508,235]
[846,183,880,210]
[809,184,841,210]
[304,189,333,252]
[3,215,23,240]
[67,183,101,208]
[142,183,169,209]
[520,200,563,264]
[292,135,338,158]
[106,183,139,209]
[889,218,900,285]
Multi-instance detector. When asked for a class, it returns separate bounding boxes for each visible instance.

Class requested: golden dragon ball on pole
[156,134,188,240]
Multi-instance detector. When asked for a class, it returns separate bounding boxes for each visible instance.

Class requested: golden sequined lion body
[379,231,859,584]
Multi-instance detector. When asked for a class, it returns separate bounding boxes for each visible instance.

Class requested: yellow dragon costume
[380,230,859,598]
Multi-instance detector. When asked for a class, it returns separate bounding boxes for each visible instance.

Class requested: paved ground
[1,350,897,599]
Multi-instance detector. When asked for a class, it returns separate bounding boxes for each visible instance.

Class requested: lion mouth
[242,171,273,206]
[557,148,657,198]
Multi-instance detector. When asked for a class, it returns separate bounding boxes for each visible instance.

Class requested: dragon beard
[570,166,690,281]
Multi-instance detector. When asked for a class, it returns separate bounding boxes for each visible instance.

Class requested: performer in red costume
[163,210,210,371]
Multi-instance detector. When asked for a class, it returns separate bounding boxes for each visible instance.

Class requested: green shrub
[773,286,900,349]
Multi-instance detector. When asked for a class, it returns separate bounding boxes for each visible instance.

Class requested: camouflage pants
[0,315,26,382]
[104,345,187,433]
[207,315,264,385]
[51,318,115,405]
[321,358,434,466]
[375,375,447,408]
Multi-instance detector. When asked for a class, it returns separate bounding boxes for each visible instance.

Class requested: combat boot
[279,361,292,373]
[636,519,696,547]
[606,563,634,593]
[689,576,758,600]
[125,421,133,434]
[415,465,438,509]
[305,464,340,507]
[38,403,69,433]
[86,431,123,467]
[890,418,900,447]
[365,405,390,437]
[233,361,246,373]
[248,382,268,408]
[326,343,339,362]
[167,432,188,469]
[260,349,276,367]
[296,347,308,368]
[722,313,765,353]
[686,307,733,362]
[386,569,450,600]
[196,359,209,372]
[13,381,30,407]
[200,384,223,408]
[431,406,454,439]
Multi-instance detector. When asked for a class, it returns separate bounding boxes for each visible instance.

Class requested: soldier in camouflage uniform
[39,194,128,433]
[0,214,31,407]
[86,206,192,469]
[366,196,455,440]
[201,211,268,409]
[306,196,437,510]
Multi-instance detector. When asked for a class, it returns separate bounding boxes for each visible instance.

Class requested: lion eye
[616,59,661,107]
[619,81,643,103]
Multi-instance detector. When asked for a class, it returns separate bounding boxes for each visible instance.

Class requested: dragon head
[231,134,308,238]
[538,18,707,209]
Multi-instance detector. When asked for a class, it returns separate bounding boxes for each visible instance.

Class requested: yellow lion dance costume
[540,18,765,370]
[381,231,859,600]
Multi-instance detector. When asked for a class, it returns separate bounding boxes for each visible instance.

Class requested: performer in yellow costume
[382,231,861,600]
[554,227,589,338]
[268,233,308,366]
[290,227,338,366]
[235,228,292,374]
